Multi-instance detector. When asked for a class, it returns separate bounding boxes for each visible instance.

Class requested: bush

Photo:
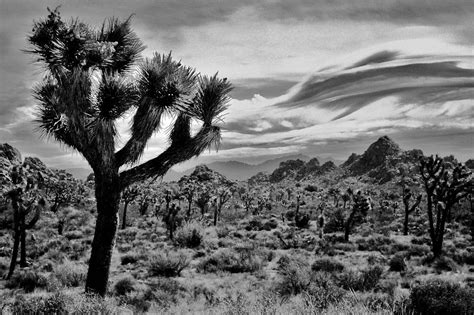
[304,185,318,192]
[174,221,204,248]
[114,276,136,296]
[121,253,143,265]
[9,292,70,314]
[389,253,407,272]
[148,251,190,277]
[6,270,47,293]
[303,272,346,310]
[337,265,384,291]
[198,247,263,274]
[311,257,345,273]
[409,279,474,314]
[324,208,345,233]
[275,255,311,295]
[54,260,86,287]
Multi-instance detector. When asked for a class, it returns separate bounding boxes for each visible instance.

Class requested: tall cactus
[27,8,231,296]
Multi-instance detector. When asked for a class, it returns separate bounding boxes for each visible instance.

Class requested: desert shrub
[303,272,346,310]
[71,293,118,314]
[337,265,384,291]
[6,270,47,293]
[64,230,84,240]
[125,278,185,311]
[406,244,431,257]
[121,253,143,265]
[246,218,264,231]
[389,253,407,272]
[324,208,345,233]
[311,257,345,273]
[356,235,392,251]
[453,249,474,265]
[295,212,311,228]
[262,219,278,231]
[275,255,311,295]
[216,225,231,238]
[409,279,474,314]
[198,247,263,274]
[114,276,136,296]
[54,260,86,287]
[429,256,459,272]
[174,221,204,248]
[304,185,317,192]
[9,292,70,314]
[148,251,190,277]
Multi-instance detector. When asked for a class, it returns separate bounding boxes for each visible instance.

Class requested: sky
[0,0,473,172]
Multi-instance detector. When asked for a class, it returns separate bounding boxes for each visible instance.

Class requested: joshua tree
[164,203,181,240]
[120,185,139,229]
[180,181,197,218]
[214,187,231,225]
[402,188,422,235]
[241,191,254,213]
[3,167,46,279]
[344,191,371,242]
[328,187,340,207]
[195,188,211,218]
[419,156,472,258]
[28,8,231,296]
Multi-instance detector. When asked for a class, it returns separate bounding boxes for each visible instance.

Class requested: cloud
[223,48,474,155]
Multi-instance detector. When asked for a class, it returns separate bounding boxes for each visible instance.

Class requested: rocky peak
[0,143,22,164]
[347,136,401,175]
[179,164,233,186]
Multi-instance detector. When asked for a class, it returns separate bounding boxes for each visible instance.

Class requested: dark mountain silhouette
[163,154,314,181]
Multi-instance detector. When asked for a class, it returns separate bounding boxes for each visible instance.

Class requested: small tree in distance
[28,7,232,296]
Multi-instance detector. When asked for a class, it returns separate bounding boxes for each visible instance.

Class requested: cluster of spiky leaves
[29,8,232,186]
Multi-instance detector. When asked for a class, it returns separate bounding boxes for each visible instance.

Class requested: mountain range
[65,154,341,181]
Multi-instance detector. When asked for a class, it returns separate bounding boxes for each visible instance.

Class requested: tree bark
[121,201,129,230]
[85,172,121,297]
[7,228,20,279]
[403,210,409,236]
[187,200,192,218]
[19,217,27,267]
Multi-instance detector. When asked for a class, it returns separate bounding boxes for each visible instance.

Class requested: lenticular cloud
[225,50,474,147]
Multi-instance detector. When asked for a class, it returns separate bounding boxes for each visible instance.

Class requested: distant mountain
[179,165,234,186]
[65,168,92,180]
[257,136,430,184]
[163,154,314,181]
[264,157,340,183]
[342,136,424,184]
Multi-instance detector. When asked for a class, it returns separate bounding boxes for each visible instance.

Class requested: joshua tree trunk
[85,172,121,296]
[7,227,20,279]
[403,211,410,236]
[19,216,27,267]
[121,201,130,230]
[344,210,356,242]
[213,206,218,226]
[187,200,192,218]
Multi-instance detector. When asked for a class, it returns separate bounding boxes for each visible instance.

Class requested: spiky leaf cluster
[28,8,232,187]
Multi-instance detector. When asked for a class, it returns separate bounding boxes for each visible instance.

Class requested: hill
[257,136,426,185]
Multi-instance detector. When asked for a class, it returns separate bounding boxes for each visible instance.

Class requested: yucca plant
[27,7,231,296]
